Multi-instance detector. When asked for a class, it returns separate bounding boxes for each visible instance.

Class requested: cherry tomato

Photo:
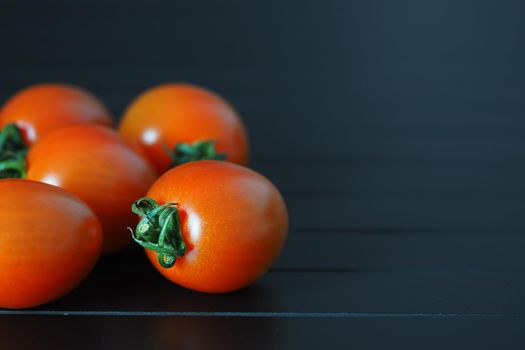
[1,83,113,144]
[26,125,158,254]
[119,83,249,173]
[0,179,102,309]
[130,160,287,293]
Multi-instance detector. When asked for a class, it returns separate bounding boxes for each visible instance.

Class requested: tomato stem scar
[130,197,186,268]
[0,124,28,179]
[164,140,226,167]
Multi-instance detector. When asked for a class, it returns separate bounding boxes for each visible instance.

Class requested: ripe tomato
[0,179,102,309]
[26,125,158,254]
[1,83,113,145]
[130,160,287,293]
[119,83,249,173]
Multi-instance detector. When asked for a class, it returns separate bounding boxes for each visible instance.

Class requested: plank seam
[2,311,525,319]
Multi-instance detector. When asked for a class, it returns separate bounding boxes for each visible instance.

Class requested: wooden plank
[287,197,525,230]
[1,315,524,350]
[0,264,520,314]
[253,161,525,199]
[276,232,525,271]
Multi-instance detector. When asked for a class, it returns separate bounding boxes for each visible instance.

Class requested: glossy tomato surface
[144,160,288,293]
[1,83,113,144]
[0,179,102,309]
[119,83,249,173]
[27,125,158,254]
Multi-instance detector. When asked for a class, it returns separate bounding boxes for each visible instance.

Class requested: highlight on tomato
[1,83,113,145]
[118,83,249,173]
[0,179,102,309]
[0,124,158,254]
[129,160,288,293]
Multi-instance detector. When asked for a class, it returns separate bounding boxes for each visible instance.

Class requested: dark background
[2,0,525,348]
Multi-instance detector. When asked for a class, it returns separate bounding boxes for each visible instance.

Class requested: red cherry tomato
[1,83,113,144]
[119,83,249,173]
[130,160,288,293]
[26,125,158,254]
[0,179,102,309]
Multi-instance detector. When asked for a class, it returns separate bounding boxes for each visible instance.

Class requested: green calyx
[130,197,186,268]
[0,124,28,179]
[167,140,226,167]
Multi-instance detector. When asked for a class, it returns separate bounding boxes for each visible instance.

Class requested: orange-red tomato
[0,179,102,309]
[26,125,157,254]
[119,83,249,173]
[1,83,113,144]
[132,160,287,293]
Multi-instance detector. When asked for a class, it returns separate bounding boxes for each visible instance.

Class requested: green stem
[165,140,226,167]
[130,197,186,268]
[0,124,28,179]
[0,156,26,179]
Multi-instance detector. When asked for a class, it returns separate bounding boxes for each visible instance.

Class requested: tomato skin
[0,179,102,309]
[143,160,288,293]
[119,83,249,173]
[26,125,158,254]
[1,83,113,145]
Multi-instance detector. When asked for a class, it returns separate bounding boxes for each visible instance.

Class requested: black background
[2,0,525,348]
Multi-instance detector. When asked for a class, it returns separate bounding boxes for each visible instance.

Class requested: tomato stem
[165,140,226,167]
[130,197,186,268]
[0,124,28,179]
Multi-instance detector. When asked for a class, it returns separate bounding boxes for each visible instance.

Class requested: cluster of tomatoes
[0,83,288,309]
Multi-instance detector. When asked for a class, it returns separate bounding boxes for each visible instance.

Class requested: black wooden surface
[2,0,525,348]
